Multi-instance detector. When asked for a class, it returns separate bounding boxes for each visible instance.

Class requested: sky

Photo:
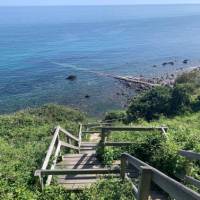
[0,0,200,6]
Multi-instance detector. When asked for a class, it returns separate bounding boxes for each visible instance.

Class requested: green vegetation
[126,69,200,122]
[102,69,200,192]
[0,104,135,199]
[1,69,200,199]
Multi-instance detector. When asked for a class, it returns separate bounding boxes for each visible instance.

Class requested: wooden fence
[35,125,81,189]
[178,150,200,189]
[121,153,200,200]
[98,126,167,152]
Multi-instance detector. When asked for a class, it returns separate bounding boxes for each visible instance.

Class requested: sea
[1,5,200,116]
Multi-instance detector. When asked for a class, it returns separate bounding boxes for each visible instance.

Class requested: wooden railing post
[185,158,193,177]
[78,123,82,153]
[138,166,152,200]
[38,173,44,191]
[121,154,127,181]
[100,128,106,154]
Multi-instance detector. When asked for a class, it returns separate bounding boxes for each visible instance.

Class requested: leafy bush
[176,69,200,87]
[170,84,191,114]
[104,110,126,122]
[80,179,135,200]
[127,83,194,122]
[127,86,172,121]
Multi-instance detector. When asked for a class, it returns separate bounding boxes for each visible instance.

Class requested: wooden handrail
[78,123,83,152]
[121,153,200,200]
[99,126,167,154]
[179,150,200,189]
[42,126,60,170]
[180,150,200,161]
[36,168,120,176]
[59,127,79,142]
[46,141,61,186]
[60,141,79,150]
[102,126,168,132]
[35,125,81,189]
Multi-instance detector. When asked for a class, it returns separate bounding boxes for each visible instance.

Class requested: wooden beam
[138,166,152,200]
[82,131,101,134]
[78,123,83,153]
[123,153,200,199]
[161,127,167,137]
[122,153,148,170]
[59,127,79,142]
[38,168,120,176]
[185,176,200,189]
[121,154,127,180]
[152,168,200,200]
[105,142,135,146]
[102,126,167,132]
[180,150,200,161]
[60,141,79,150]
[82,123,111,126]
[46,141,61,186]
[42,126,60,170]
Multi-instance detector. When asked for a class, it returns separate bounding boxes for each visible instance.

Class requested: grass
[101,111,200,188]
[0,104,135,200]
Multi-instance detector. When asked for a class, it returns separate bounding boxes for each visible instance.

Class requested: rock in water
[183,59,189,64]
[66,75,77,81]
[85,95,90,99]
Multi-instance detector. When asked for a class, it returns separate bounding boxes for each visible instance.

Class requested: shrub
[127,86,172,121]
[104,110,126,122]
[127,83,194,122]
[80,179,135,200]
[170,84,191,114]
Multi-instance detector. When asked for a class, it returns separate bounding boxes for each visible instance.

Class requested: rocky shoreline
[117,65,200,92]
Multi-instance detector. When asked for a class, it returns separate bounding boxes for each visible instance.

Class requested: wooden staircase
[55,141,120,190]
[35,123,200,200]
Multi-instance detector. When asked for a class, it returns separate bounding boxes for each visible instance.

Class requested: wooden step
[57,174,120,179]
[80,146,98,149]
[81,142,99,147]
[62,153,96,158]
[56,175,120,190]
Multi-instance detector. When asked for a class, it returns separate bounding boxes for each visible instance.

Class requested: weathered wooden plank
[102,126,167,132]
[42,126,60,170]
[123,153,200,199]
[82,131,102,134]
[161,127,167,137]
[81,142,98,147]
[59,127,79,142]
[58,174,120,180]
[46,141,61,186]
[59,183,92,190]
[152,168,200,200]
[39,168,120,176]
[62,153,96,158]
[80,146,96,150]
[123,153,148,170]
[105,142,135,146]
[82,123,111,127]
[56,164,103,169]
[56,159,101,166]
[78,124,82,152]
[180,150,200,161]
[121,154,126,180]
[138,166,152,200]
[185,176,200,189]
[57,178,98,184]
[62,155,98,162]
[60,141,79,150]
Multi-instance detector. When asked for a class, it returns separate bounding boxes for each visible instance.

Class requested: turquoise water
[1,5,200,115]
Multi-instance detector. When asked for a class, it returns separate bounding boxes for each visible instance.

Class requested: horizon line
[1,3,200,7]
